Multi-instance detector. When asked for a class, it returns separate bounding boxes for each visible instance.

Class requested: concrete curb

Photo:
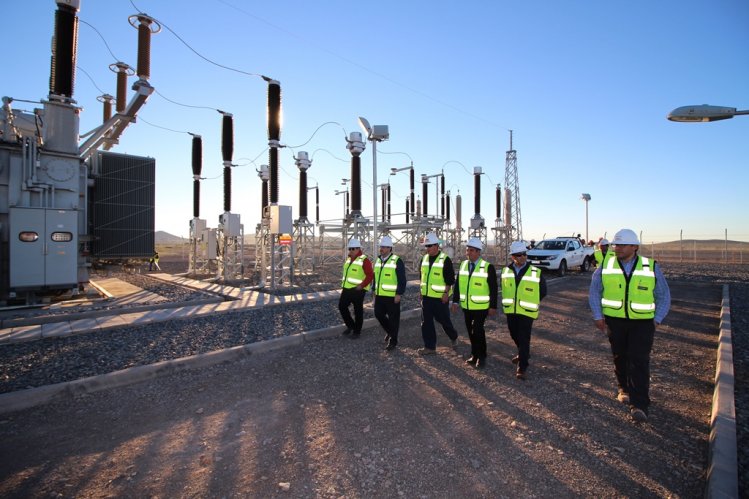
[0,308,422,415]
[706,284,738,498]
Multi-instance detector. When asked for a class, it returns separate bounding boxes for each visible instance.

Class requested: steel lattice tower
[504,130,523,242]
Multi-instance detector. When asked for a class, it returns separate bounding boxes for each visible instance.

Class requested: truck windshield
[536,240,565,250]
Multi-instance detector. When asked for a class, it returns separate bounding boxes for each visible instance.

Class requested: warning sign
[279,234,292,246]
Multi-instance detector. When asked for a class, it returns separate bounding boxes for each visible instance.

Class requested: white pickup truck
[526,237,595,275]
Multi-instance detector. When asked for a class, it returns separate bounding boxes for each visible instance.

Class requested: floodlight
[667,105,749,122]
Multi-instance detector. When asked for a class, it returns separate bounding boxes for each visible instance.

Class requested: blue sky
[6,0,749,242]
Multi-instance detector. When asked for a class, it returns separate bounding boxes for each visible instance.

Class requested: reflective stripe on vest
[342,255,367,289]
[601,256,656,319]
[420,252,449,298]
[501,265,541,319]
[374,254,400,296]
[457,259,490,310]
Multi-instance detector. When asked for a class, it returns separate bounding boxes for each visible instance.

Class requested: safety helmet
[599,238,609,246]
[423,233,440,246]
[509,241,528,255]
[466,237,483,251]
[347,238,361,248]
[612,229,639,246]
[379,235,393,247]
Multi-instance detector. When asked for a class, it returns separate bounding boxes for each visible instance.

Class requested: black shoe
[385,342,397,351]
[465,356,478,365]
[515,368,526,380]
[342,328,353,336]
[511,355,519,364]
[384,334,391,343]
[350,331,361,339]
[475,358,486,369]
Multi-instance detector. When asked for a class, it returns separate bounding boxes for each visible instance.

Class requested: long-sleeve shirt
[348,250,374,288]
[505,262,548,301]
[373,253,407,295]
[452,259,499,309]
[588,256,671,324]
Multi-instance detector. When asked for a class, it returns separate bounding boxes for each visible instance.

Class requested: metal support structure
[504,130,523,243]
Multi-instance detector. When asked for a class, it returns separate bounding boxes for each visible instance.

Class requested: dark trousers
[421,297,458,349]
[462,309,489,360]
[375,295,401,344]
[506,314,534,371]
[339,288,366,333]
[605,317,656,412]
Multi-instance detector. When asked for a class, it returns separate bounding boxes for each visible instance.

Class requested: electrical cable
[76,65,108,95]
[130,0,266,80]
[80,18,121,61]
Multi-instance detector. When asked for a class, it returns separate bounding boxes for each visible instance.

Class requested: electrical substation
[1,0,525,304]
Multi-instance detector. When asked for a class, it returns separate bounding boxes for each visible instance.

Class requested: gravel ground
[0,261,746,497]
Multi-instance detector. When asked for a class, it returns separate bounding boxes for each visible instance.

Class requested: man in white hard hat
[500,240,547,379]
[373,235,407,351]
[588,228,671,423]
[594,238,610,267]
[451,237,498,369]
[339,237,374,339]
[418,232,460,355]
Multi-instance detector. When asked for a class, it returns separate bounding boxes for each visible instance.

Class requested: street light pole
[581,193,591,242]
[358,117,389,259]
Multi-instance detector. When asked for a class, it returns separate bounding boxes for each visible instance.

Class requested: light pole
[358,117,389,258]
[667,104,749,122]
[581,193,591,242]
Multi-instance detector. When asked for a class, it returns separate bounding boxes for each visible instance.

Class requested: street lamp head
[581,193,591,201]
[667,104,747,122]
[357,116,389,141]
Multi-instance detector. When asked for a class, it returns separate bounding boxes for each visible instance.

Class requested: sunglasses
[425,244,437,248]
[511,252,527,257]
[348,247,358,251]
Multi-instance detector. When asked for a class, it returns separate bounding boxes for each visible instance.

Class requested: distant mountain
[155,231,185,244]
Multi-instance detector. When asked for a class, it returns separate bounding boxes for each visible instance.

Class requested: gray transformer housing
[89,151,155,259]
[0,137,84,299]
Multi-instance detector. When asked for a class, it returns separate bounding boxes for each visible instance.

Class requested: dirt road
[0,276,720,498]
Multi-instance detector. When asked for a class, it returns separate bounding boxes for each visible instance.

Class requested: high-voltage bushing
[220,112,233,212]
[191,134,203,218]
[258,164,269,214]
[295,151,311,221]
[97,94,115,123]
[127,13,161,82]
[49,0,80,100]
[266,79,281,205]
[470,166,485,230]
[346,131,365,217]
[108,62,135,113]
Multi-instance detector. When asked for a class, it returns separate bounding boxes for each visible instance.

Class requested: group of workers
[339,228,670,424]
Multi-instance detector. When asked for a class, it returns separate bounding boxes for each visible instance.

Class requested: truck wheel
[580,258,589,272]
[558,260,567,276]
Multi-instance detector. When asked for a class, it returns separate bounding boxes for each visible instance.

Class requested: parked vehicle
[526,237,595,275]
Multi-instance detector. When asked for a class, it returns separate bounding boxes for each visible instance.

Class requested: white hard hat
[423,233,440,246]
[347,238,361,248]
[379,235,393,247]
[612,229,639,246]
[599,238,609,246]
[466,237,483,251]
[510,241,527,254]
